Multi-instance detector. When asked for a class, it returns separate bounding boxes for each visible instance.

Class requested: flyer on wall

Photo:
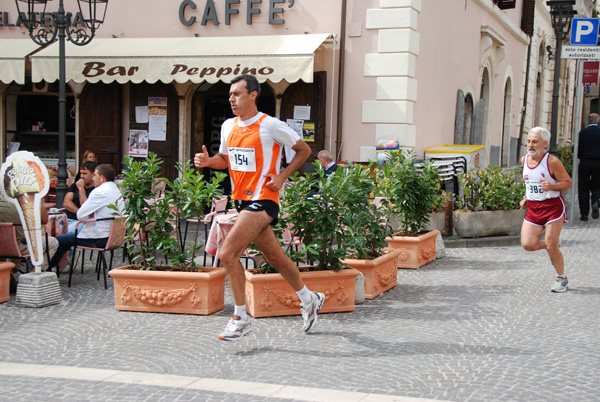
[303,122,315,142]
[129,130,149,157]
[148,97,167,141]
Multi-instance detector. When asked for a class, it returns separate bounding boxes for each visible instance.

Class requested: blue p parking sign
[571,18,600,46]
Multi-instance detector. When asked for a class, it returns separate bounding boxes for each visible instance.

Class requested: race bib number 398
[229,147,257,172]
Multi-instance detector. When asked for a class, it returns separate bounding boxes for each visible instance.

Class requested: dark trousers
[578,158,600,216]
[48,233,108,269]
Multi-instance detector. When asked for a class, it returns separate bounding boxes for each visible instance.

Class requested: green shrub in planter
[375,151,440,235]
[456,165,525,211]
[557,145,573,177]
[113,153,225,270]
[281,162,381,271]
[343,162,392,260]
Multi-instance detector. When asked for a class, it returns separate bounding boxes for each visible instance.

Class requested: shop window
[16,95,75,134]
[521,0,535,36]
[12,94,76,159]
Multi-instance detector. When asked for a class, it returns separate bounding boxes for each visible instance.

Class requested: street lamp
[14,0,109,207]
[546,0,576,155]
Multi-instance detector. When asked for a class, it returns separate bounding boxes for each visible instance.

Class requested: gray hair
[529,127,551,144]
[318,150,334,162]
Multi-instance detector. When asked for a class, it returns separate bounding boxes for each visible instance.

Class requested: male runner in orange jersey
[194,75,325,340]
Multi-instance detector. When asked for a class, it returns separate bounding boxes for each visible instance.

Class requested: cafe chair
[182,195,229,265]
[69,217,128,289]
[151,178,167,199]
[0,222,51,274]
[281,227,304,266]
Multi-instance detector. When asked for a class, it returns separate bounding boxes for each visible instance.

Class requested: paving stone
[0,219,599,401]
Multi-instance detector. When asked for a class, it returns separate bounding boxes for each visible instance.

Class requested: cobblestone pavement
[1,217,599,402]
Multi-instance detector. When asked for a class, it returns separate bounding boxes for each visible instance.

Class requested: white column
[362,0,421,154]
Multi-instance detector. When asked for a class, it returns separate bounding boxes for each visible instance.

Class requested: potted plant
[341,162,401,299]
[108,152,228,315]
[454,165,526,238]
[243,162,361,318]
[427,190,451,233]
[376,151,442,269]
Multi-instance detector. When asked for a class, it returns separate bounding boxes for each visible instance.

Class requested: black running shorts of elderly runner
[234,200,279,225]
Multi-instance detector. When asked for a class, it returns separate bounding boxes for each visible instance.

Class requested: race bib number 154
[229,147,257,172]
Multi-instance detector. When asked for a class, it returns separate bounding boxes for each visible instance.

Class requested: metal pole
[569,60,583,225]
[549,35,563,155]
[55,0,68,208]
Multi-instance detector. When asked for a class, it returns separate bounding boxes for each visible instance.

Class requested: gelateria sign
[0,12,87,27]
[31,34,328,84]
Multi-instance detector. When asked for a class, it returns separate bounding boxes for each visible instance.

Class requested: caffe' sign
[179,0,295,26]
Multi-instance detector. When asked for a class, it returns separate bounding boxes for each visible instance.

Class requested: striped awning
[0,39,42,85]
[31,34,330,84]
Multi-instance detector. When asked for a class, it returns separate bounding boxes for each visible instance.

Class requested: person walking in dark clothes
[577,113,600,221]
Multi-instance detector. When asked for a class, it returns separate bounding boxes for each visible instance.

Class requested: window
[493,0,516,10]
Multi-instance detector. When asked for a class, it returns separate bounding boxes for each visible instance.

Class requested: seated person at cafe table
[317,149,338,178]
[48,164,123,271]
[63,161,97,233]
[74,150,97,182]
[194,74,324,341]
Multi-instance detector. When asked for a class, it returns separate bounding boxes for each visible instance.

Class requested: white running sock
[296,286,312,306]
[234,305,247,321]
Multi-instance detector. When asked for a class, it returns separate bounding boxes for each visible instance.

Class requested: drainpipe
[335,0,347,161]
[518,40,533,163]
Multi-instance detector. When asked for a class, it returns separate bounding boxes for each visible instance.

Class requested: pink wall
[338,0,379,161]
[2,0,530,164]
[414,1,528,161]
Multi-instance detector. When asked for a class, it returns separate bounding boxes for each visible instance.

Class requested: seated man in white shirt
[48,164,123,270]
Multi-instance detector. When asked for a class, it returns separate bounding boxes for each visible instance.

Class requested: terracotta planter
[386,229,439,269]
[108,266,227,315]
[453,209,526,238]
[343,249,401,299]
[0,262,15,303]
[245,267,360,318]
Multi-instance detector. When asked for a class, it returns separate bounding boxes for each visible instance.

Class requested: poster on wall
[286,119,304,138]
[129,130,149,157]
[148,97,167,141]
[293,105,311,120]
[135,106,149,123]
[302,122,315,142]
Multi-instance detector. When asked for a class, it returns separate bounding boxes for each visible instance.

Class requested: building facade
[0,0,592,182]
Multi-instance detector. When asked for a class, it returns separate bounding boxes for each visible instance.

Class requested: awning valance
[31,34,330,85]
[0,40,42,85]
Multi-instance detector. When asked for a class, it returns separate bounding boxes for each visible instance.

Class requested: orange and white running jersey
[219,112,300,204]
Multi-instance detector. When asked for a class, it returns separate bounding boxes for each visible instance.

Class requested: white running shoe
[300,292,325,333]
[218,315,252,341]
[551,276,568,293]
